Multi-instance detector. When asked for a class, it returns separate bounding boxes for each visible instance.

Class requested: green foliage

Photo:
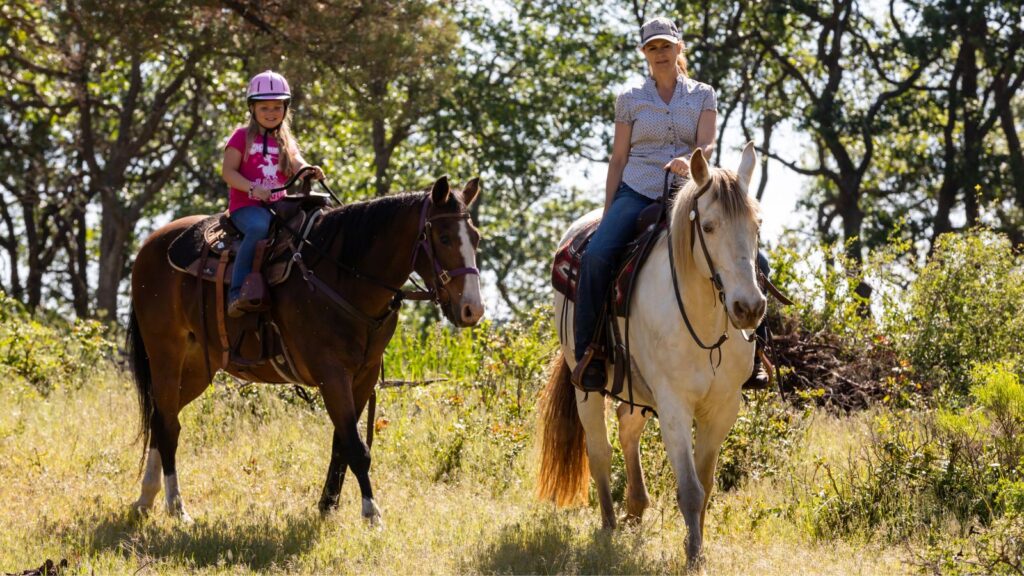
[0,292,115,395]
[717,391,809,492]
[894,231,1024,399]
[808,362,1024,543]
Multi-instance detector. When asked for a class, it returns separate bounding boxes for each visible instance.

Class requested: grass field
[0,356,920,575]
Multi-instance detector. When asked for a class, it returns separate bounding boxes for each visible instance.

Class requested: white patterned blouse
[615,74,718,199]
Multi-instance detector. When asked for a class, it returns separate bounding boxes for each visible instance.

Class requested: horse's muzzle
[730,297,766,330]
[457,301,484,326]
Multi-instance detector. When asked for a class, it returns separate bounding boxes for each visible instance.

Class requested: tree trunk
[96,191,131,321]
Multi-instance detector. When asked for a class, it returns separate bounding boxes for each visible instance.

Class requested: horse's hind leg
[616,403,652,524]
[576,390,615,529]
[133,437,163,514]
[149,341,211,523]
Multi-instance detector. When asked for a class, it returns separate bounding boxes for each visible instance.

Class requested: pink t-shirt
[225,127,289,212]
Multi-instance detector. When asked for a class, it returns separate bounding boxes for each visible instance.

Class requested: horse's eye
[702,223,715,234]
[440,234,452,246]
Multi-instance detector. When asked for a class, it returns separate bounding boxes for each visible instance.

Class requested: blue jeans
[756,251,771,343]
[574,183,655,361]
[229,206,273,301]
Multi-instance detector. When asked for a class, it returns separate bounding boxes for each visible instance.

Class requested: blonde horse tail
[537,349,589,506]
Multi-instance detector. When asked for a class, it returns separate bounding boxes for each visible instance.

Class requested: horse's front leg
[318,429,348,514]
[657,398,705,571]
[317,367,381,525]
[693,393,742,536]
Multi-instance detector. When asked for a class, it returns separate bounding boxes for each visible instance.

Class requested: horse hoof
[318,499,339,517]
[130,502,152,519]
[362,498,382,528]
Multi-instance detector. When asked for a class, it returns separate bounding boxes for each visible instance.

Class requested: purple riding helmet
[247,70,291,102]
[246,70,292,154]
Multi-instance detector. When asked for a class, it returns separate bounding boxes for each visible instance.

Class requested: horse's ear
[690,148,709,186]
[462,177,480,206]
[738,141,756,191]
[431,175,450,204]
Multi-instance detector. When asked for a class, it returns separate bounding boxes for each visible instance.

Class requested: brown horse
[126,175,483,524]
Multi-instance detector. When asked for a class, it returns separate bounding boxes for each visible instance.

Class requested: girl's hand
[664,156,690,177]
[251,185,272,201]
[302,166,325,181]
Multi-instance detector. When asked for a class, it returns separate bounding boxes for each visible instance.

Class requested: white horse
[538,143,765,570]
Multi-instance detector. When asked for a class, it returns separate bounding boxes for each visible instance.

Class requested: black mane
[307,191,428,265]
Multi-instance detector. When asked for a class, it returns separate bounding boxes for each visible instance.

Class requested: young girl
[221,70,323,317]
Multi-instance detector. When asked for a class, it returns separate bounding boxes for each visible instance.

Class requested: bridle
[286,186,481,330]
[407,194,480,307]
[664,170,757,365]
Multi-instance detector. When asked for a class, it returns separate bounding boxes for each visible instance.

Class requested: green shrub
[717,391,809,492]
[809,362,1024,541]
[0,292,115,395]
[894,231,1024,399]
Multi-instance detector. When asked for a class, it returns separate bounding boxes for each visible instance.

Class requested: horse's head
[416,175,485,327]
[672,142,765,330]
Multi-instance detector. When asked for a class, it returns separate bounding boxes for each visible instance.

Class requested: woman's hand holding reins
[664,156,690,178]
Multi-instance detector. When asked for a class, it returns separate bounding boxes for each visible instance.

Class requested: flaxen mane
[669,169,761,272]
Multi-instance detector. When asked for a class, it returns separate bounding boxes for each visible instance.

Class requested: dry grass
[0,369,913,575]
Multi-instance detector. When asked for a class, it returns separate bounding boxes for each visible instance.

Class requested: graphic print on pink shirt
[225,128,289,212]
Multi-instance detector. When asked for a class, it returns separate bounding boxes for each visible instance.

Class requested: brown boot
[571,345,608,393]
[742,348,772,390]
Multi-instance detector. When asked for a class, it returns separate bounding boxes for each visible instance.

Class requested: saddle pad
[551,219,599,302]
[167,209,323,287]
[551,219,665,315]
[168,214,222,272]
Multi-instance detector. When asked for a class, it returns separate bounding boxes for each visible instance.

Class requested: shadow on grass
[467,509,678,575]
[81,508,323,571]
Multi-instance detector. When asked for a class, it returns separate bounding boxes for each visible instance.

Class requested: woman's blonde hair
[243,105,301,178]
[675,45,689,77]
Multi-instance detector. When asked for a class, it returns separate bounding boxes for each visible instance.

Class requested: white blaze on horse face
[457,220,484,325]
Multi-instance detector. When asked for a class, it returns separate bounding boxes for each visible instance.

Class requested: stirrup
[571,345,607,393]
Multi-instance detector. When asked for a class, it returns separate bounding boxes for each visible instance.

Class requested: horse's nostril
[732,301,748,317]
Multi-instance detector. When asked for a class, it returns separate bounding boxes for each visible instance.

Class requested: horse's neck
[640,227,722,339]
[321,199,422,300]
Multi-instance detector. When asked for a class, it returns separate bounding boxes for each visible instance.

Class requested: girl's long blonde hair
[242,106,301,178]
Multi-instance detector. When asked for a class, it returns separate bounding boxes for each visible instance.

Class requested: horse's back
[131,214,209,331]
[559,208,602,246]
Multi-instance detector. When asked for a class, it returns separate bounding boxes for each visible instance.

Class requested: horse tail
[126,304,153,477]
[537,349,589,507]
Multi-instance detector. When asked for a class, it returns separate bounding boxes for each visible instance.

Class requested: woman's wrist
[247,181,255,199]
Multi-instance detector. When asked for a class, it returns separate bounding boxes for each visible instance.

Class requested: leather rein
[268,171,479,330]
[663,171,756,364]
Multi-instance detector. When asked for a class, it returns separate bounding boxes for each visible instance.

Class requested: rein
[266,173,478,329]
[663,171,754,366]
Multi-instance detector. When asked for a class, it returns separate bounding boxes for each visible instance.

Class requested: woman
[574,17,768,391]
